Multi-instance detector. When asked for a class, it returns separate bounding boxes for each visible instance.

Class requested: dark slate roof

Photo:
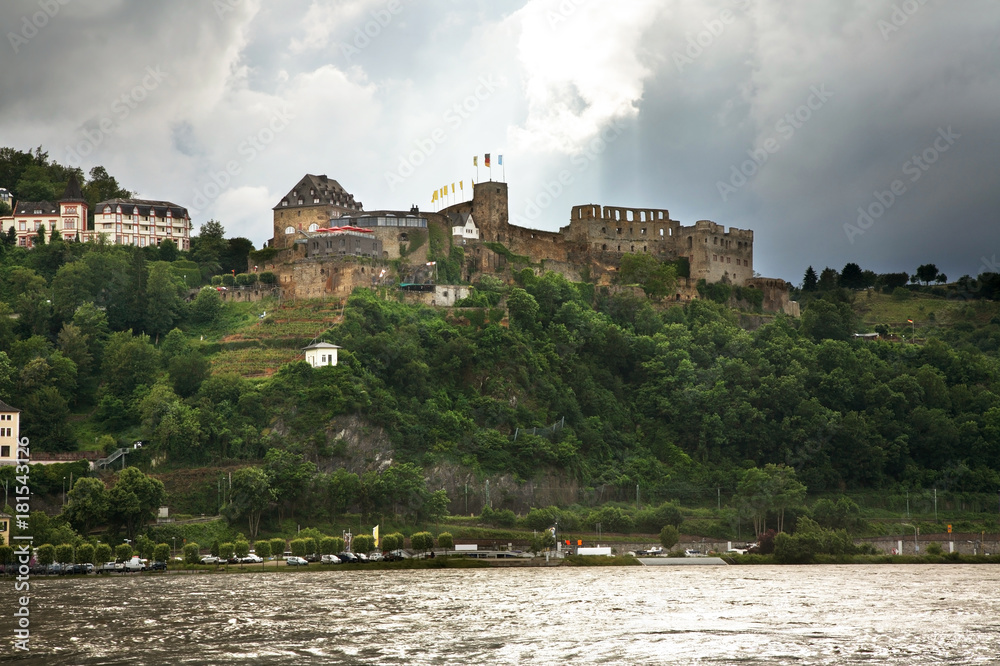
[60,173,85,202]
[15,201,58,215]
[274,174,363,211]
[96,198,190,219]
[0,398,20,413]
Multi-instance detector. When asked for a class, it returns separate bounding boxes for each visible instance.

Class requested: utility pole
[934,488,938,523]
[636,484,639,511]
[718,487,721,512]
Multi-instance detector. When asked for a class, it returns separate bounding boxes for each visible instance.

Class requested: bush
[259,271,277,285]
[192,287,223,324]
[221,274,235,287]
[211,275,223,286]
[587,505,635,534]
[437,532,454,550]
[636,502,683,533]
[926,541,944,556]
[410,532,434,552]
[319,537,338,555]
[153,543,170,562]
[219,542,235,562]
[116,544,133,562]
[892,287,911,301]
[235,273,251,286]
[37,544,55,566]
[659,525,679,550]
[525,507,559,531]
[480,506,517,528]
[353,534,374,554]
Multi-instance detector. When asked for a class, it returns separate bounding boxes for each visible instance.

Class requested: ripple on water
[3,565,1000,664]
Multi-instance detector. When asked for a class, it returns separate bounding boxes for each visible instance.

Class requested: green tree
[319,537,338,555]
[436,532,454,550]
[77,543,96,566]
[816,267,839,291]
[802,266,818,291]
[106,467,166,543]
[254,539,271,566]
[219,542,235,567]
[211,539,220,557]
[659,525,680,550]
[506,288,540,332]
[95,543,113,565]
[169,352,209,398]
[153,543,170,564]
[352,534,375,554]
[37,544,56,566]
[223,466,274,542]
[269,538,286,560]
[915,263,939,285]
[410,531,434,554]
[191,287,223,324]
[101,330,159,400]
[136,534,155,560]
[115,543,133,562]
[144,262,185,338]
[290,538,308,558]
[839,263,865,290]
[183,542,201,567]
[55,543,75,564]
[63,477,109,535]
[235,538,250,562]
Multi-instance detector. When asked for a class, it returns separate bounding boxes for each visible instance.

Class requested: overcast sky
[2,0,997,283]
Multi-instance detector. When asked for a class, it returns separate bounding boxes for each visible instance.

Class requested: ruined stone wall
[559,204,681,261]
[469,181,509,243]
[680,220,754,285]
[274,256,385,300]
[746,277,799,316]
[401,285,473,307]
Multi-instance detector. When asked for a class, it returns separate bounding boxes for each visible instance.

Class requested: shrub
[115,544,133,562]
[587,505,635,534]
[892,287,911,301]
[219,542,235,562]
[221,274,235,287]
[636,502,683,533]
[926,542,944,556]
[235,273,251,286]
[525,507,559,531]
[410,532,434,552]
[259,271,277,285]
[36,544,55,566]
[437,532,454,550]
[211,275,223,286]
[353,534,374,554]
[319,537,338,555]
[659,525,679,550]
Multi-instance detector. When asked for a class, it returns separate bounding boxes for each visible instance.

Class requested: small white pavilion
[302,342,341,367]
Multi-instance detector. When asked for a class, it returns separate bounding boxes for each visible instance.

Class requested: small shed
[302,341,341,367]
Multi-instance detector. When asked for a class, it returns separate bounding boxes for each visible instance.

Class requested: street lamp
[172,536,177,559]
[903,523,918,553]
[62,476,66,506]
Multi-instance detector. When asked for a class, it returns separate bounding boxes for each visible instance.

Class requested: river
[2,564,999,664]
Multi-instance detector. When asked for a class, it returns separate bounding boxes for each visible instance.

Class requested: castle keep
[263,175,796,314]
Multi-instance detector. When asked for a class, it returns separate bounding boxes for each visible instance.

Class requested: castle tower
[470,181,508,244]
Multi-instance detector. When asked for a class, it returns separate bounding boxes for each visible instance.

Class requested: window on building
[0,446,7,459]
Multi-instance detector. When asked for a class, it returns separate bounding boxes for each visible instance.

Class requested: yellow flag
[373,525,379,548]
[460,180,463,190]
[473,156,478,167]
[451,183,455,194]
[432,190,438,202]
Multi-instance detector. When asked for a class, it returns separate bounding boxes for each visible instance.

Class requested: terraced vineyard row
[210,347,305,378]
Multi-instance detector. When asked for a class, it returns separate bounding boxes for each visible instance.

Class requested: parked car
[286,556,308,566]
[148,561,167,571]
[101,561,124,573]
[355,552,369,563]
[64,563,94,575]
[337,552,358,563]
[321,554,341,565]
[200,555,220,565]
[47,563,65,575]
[367,552,383,562]
[241,554,263,564]
[304,553,321,563]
